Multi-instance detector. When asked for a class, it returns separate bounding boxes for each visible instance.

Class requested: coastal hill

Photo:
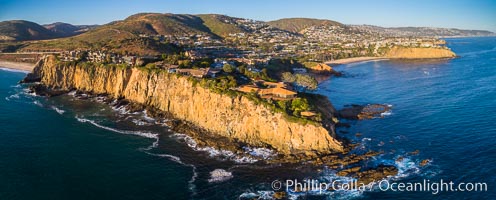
[14,13,262,54]
[267,18,343,33]
[0,20,96,41]
[2,14,494,44]
[43,22,98,37]
[196,14,248,37]
[0,20,57,41]
[1,13,493,55]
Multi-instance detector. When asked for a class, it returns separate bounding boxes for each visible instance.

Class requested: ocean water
[0,37,495,200]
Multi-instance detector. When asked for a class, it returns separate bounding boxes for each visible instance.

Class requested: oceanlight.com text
[272,179,488,194]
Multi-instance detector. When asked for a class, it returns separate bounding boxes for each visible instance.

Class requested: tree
[295,74,318,90]
[178,60,191,68]
[238,64,247,74]
[281,72,296,82]
[290,98,310,116]
[261,68,271,80]
[223,64,235,73]
[276,100,288,112]
[200,61,211,68]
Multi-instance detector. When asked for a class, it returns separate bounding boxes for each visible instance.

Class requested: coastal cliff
[303,62,334,72]
[385,46,456,59]
[24,56,344,156]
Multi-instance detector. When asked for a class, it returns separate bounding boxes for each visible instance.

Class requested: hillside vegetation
[0,20,56,41]
[0,20,96,41]
[15,13,255,54]
[197,14,246,37]
[267,18,343,33]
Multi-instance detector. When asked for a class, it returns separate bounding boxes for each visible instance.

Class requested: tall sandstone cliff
[386,46,456,59]
[26,56,344,156]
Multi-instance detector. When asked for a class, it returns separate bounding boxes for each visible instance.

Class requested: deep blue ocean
[0,37,495,199]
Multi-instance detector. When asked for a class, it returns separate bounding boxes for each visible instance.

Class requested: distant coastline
[0,60,35,72]
[326,57,389,65]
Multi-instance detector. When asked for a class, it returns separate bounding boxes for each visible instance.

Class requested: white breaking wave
[131,119,149,126]
[142,110,156,122]
[284,170,366,200]
[33,100,42,107]
[51,106,66,114]
[247,154,426,200]
[145,152,198,197]
[5,93,20,101]
[393,157,421,179]
[381,110,392,116]
[171,133,261,163]
[208,169,233,183]
[76,115,161,157]
[243,147,275,160]
[239,191,275,200]
[111,104,141,115]
[93,96,107,102]
[75,116,158,139]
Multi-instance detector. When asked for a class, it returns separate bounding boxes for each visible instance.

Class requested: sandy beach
[0,60,35,72]
[325,57,388,65]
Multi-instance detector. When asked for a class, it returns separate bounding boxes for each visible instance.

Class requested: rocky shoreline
[20,55,440,197]
[24,81,400,189]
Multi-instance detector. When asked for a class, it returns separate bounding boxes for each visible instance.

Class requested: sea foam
[75,116,158,139]
[170,133,264,163]
[51,106,66,114]
[208,169,233,183]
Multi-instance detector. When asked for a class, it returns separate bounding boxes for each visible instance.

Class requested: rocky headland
[23,55,344,157]
[22,55,405,188]
[326,47,456,66]
[385,46,456,59]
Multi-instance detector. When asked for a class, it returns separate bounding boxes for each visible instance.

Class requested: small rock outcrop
[338,104,391,120]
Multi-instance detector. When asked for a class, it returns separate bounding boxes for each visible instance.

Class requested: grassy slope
[0,20,56,41]
[19,13,251,54]
[267,18,343,33]
[197,14,245,37]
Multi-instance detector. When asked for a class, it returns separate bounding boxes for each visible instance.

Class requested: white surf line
[144,151,198,198]
[75,116,158,139]
[74,115,200,195]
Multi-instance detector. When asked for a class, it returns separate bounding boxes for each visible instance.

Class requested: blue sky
[1,0,495,32]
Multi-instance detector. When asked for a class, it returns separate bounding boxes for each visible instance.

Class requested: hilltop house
[177,68,210,78]
[236,81,297,99]
[173,68,221,78]
[258,87,297,99]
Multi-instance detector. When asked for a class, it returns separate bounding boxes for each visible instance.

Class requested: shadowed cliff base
[24,84,400,186]
[21,55,401,185]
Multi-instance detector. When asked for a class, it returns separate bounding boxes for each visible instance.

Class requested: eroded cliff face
[26,56,344,156]
[385,46,456,59]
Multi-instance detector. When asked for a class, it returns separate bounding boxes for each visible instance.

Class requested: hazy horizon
[1,0,495,32]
